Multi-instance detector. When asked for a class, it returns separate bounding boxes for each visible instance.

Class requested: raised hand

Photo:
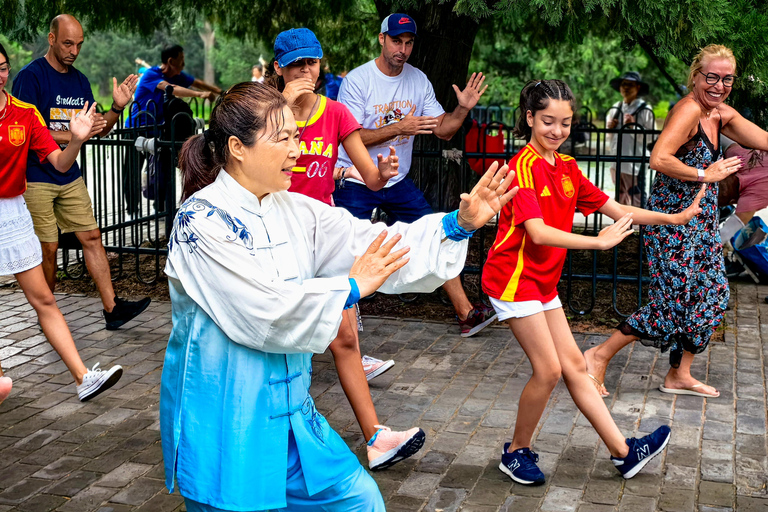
[396,105,438,136]
[112,74,139,109]
[349,231,411,297]
[282,77,315,105]
[69,102,98,143]
[595,213,634,250]
[453,72,488,111]
[87,113,108,138]
[457,162,519,231]
[376,145,399,182]
[674,184,706,225]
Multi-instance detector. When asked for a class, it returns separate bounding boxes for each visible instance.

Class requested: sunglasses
[699,71,736,87]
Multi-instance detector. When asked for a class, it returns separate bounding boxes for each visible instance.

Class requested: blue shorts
[183,431,385,512]
[334,178,433,223]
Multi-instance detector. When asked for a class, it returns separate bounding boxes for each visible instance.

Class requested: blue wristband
[442,210,476,241]
[344,278,361,309]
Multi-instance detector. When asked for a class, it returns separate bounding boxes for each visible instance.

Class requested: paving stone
[45,470,102,497]
[14,493,67,512]
[424,487,467,512]
[56,486,118,512]
[107,477,165,506]
[698,481,734,508]
[540,486,582,512]
[0,289,764,511]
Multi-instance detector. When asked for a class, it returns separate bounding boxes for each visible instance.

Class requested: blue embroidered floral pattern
[622,123,729,367]
[169,197,254,253]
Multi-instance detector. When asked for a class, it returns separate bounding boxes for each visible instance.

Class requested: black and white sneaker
[104,297,152,330]
[77,363,123,402]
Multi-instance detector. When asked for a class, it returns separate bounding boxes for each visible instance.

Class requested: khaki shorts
[23,178,98,243]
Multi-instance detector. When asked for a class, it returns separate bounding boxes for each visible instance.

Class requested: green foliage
[470,27,690,120]
[4,0,768,123]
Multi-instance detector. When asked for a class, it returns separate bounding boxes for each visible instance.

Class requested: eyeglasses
[699,71,736,87]
[0,63,11,77]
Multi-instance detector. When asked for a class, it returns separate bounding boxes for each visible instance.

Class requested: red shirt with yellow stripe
[289,95,361,205]
[482,144,609,302]
[0,92,60,198]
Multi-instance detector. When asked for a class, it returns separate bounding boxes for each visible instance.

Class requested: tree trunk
[374,1,481,113]
[199,20,216,85]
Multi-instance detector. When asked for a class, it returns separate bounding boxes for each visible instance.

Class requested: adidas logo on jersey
[540,186,552,197]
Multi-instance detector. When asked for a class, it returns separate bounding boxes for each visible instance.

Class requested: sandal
[588,373,609,397]
[659,383,719,398]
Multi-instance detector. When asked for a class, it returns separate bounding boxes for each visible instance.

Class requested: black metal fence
[65,101,661,317]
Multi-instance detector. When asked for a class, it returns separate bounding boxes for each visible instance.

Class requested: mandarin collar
[215,170,274,216]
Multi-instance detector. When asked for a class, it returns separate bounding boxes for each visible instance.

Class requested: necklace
[297,94,320,143]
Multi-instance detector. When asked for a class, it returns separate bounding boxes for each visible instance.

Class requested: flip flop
[588,373,609,397]
[659,384,719,398]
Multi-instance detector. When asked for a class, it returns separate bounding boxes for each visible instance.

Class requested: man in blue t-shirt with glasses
[13,14,151,330]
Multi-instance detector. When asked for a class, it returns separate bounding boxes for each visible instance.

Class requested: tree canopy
[3,0,768,123]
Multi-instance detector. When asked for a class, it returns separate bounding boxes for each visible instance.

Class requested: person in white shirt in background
[335,13,497,338]
[606,71,655,207]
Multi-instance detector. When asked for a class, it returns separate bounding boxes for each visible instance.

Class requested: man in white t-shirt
[335,13,496,337]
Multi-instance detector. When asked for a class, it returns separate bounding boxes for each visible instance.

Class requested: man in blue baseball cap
[335,13,496,338]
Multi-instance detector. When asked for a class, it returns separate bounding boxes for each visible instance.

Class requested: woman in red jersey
[482,79,705,486]
[266,28,426,471]
[0,43,122,405]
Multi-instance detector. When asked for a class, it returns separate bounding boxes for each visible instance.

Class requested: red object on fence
[465,120,507,175]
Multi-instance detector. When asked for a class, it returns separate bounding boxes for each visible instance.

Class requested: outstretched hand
[112,74,139,109]
[349,231,411,298]
[453,72,488,110]
[69,102,99,143]
[457,162,519,231]
[595,213,634,250]
[376,146,399,182]
[674,184,706,225]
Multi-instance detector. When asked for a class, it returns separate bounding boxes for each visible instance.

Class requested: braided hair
[513,80,575,141]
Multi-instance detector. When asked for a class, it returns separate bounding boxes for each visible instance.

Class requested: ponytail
[179,134,218,200]
[178,82,288,200]
[513,79,575,141]
[263,58,285,92]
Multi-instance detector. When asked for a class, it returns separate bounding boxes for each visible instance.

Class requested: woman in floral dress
[584,44,768,397]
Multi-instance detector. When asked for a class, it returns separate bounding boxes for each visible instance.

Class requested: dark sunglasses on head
[699,71,736,87]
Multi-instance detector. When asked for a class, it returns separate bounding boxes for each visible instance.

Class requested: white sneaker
[77,363,123,402]
[362,355,394,381]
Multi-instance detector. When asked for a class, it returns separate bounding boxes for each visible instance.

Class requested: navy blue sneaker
[498,443,546,485]
[611,425,671,479]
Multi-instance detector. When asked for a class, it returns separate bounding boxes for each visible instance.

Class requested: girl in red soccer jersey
[483,80,706,485]
[0,43,122,405]
[267,28,424,471]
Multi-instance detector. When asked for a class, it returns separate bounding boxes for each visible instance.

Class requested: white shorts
[489,296,562,321]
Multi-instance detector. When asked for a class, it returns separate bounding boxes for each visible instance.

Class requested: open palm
[112,74,139,109]
[458,162,518,231]
[69,102,98,142]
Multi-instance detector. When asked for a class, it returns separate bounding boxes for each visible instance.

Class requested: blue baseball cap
[274,28,323,68]
[381,13,417,37]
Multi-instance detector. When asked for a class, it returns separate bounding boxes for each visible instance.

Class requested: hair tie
[203,129,212,145]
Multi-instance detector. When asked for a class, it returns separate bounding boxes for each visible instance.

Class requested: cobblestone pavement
[0,284,766,512]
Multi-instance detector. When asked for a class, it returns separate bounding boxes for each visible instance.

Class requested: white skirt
[0,195,43,276]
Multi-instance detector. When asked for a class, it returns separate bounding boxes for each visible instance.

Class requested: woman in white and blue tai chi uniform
[159,82,518,512]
